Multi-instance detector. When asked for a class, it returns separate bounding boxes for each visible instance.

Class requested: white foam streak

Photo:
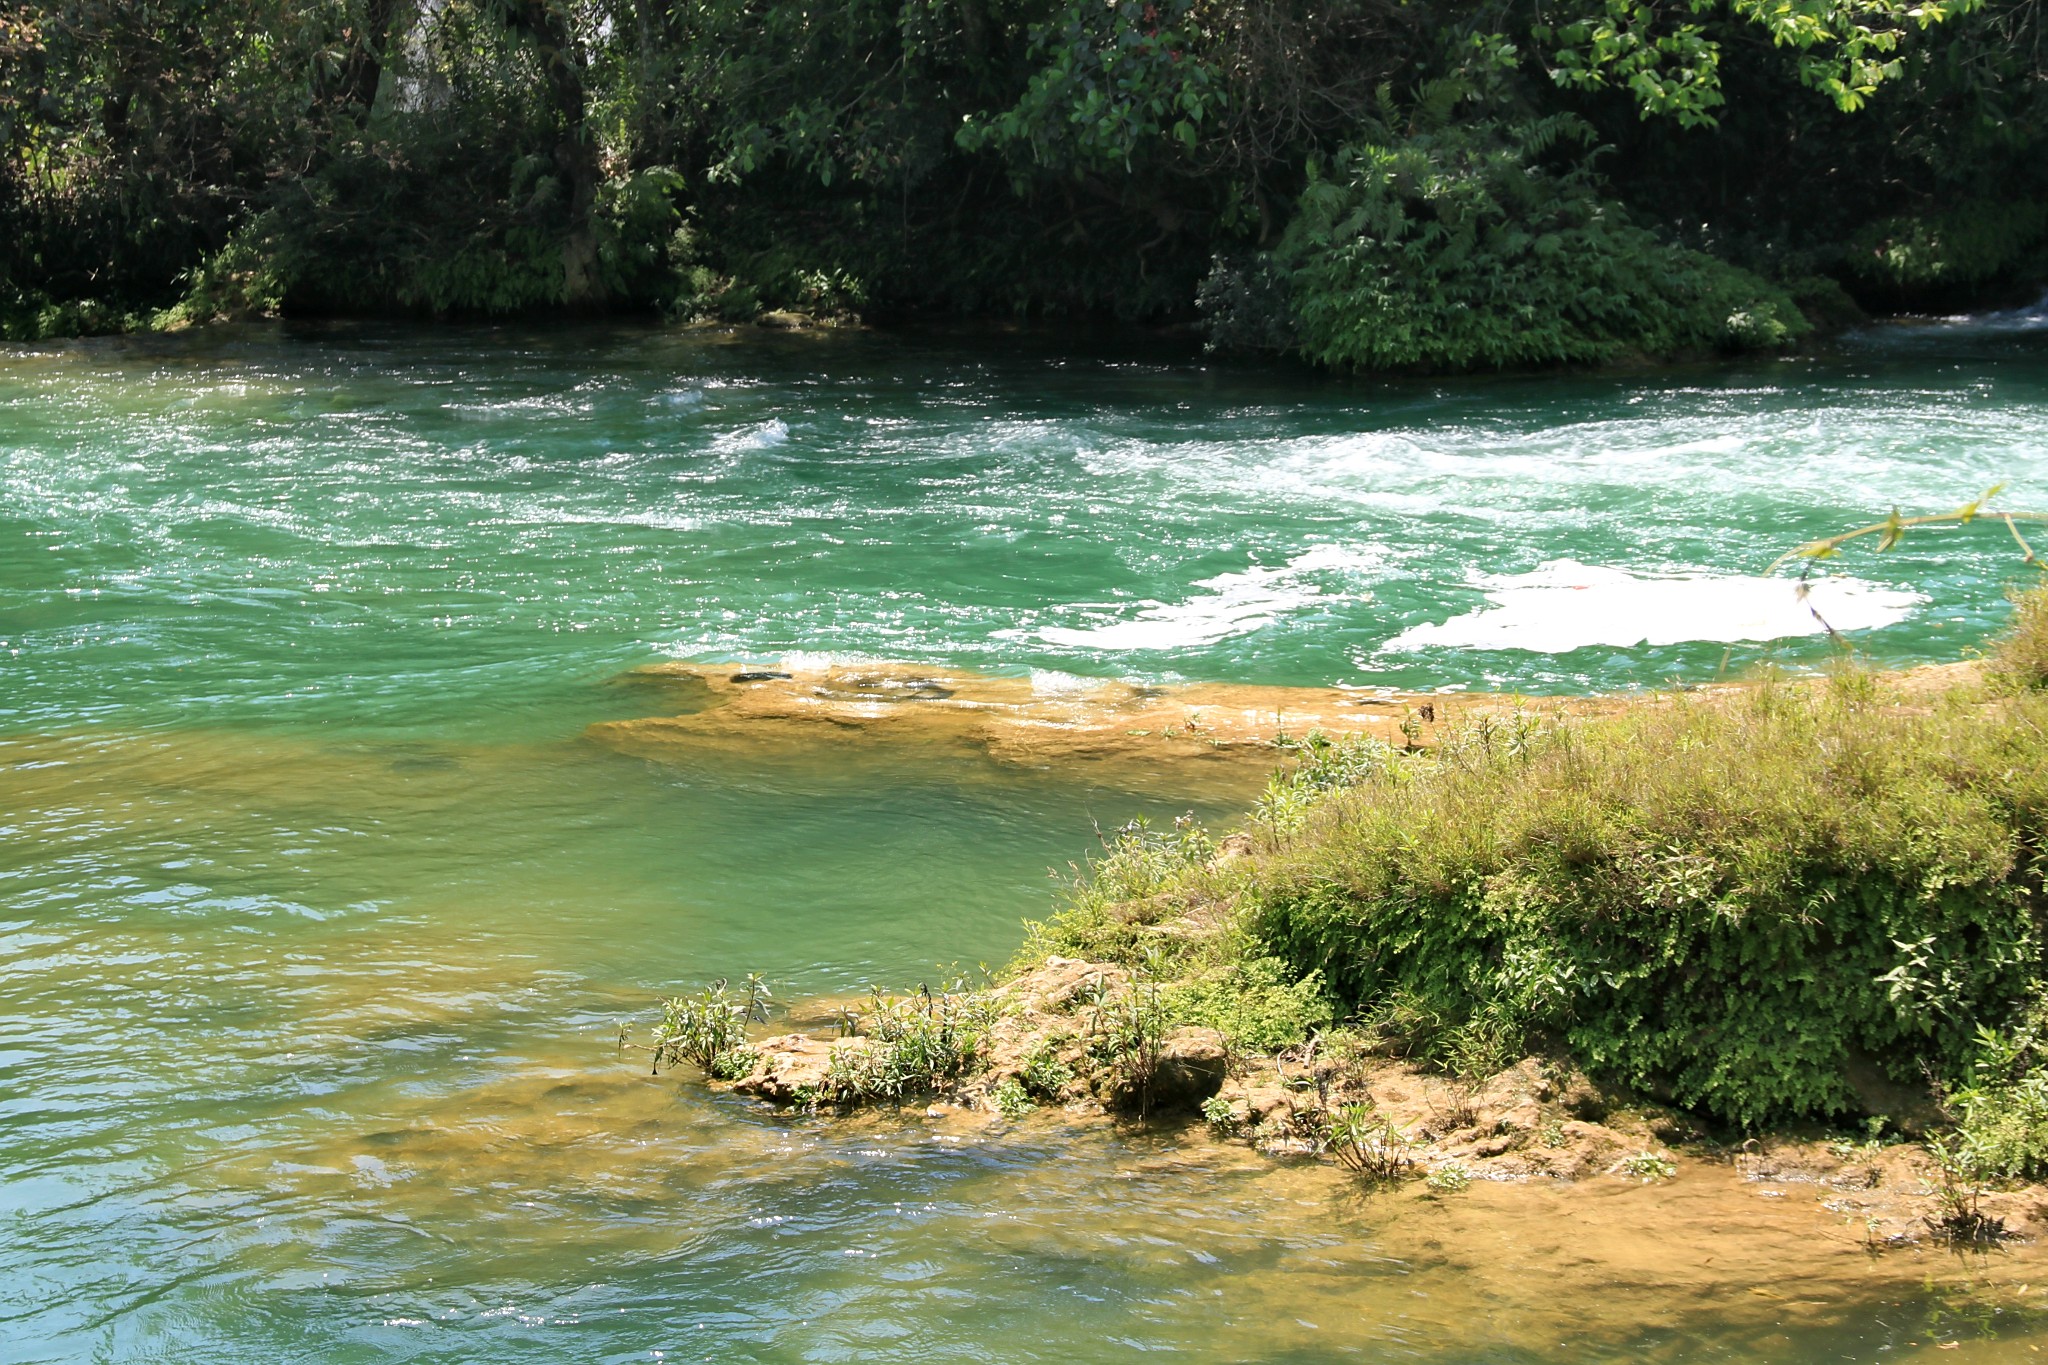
[1029,545,1379,652]
[1926,289,2048,334]
[714,419,789,451]
[1384,561,1924,654]
[1028,668,1100,697]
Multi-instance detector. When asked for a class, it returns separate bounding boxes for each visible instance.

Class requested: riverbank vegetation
[5,1,2046,365]
[665,585,2048,1213]
[1033,585,2048,1155]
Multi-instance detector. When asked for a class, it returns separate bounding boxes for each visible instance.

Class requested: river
[4,313,2048,1361]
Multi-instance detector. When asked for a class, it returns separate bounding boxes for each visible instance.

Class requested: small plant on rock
[825,980,997,1102]
[1088,958,1172,1117]
[1319,1100,1413,1182]
[1201,1094,1244,1134]
[652,974,772,1077]
[823,1040,904,1101]
[988,1075,1035,1118]
[707,1046,762,1080]
[1019,1038,1077,1099]
[1922,1132,2008,1244]
[1425,1160,1472,1194]
[1616,1151,1677,1181]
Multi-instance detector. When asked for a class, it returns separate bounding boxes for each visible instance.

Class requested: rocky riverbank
[638,628,2048,1248]
[683,950,2048,1247]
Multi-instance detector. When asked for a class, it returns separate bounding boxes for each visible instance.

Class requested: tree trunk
[332,0,401,125]
[512,0,605,307]
[958,0,989,58]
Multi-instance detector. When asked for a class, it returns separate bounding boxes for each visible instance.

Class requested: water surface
[5,317,2048,1361]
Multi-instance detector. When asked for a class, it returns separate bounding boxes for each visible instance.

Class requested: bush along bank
[651,587,2048,1239]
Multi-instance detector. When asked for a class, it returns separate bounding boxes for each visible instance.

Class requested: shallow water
[5,316,2048,1361]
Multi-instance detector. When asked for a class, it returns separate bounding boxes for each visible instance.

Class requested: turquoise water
[5,315,2048,1362]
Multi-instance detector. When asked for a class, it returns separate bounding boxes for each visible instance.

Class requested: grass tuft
[1989,582,2048,693]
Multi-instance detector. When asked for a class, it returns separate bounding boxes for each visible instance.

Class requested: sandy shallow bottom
[217,1038,2048,1362]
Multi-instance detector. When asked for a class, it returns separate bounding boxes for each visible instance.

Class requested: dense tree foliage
[2,0,2044,365]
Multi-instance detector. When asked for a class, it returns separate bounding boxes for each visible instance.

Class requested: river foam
[1385,560,1926,653]
[714,417,791,451]
[1018,544,1381,652]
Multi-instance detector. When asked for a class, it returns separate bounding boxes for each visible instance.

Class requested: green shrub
[1952,1070,2048,1181]
[1922,1130,2007,1242]
[1164,953,1333,1053]
[1196,252,1299,355]
[0,286,144,342]
[1017,1039,1077,1098]
[824,983,996,1102]
[1018,814,1218,967]
[1234,686,2048,1129]
[1845,199,2048,301]
[988,1075,1035,1118]
[1281,111,1809,371]
[1783,274,1867,331]
[1024,593,2048,1129]
[160,221,293,327]
[1949,996,2048,1180]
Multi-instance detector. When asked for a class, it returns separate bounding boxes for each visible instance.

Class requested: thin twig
[1763,486,2048,577]
[2006,513,2040,565]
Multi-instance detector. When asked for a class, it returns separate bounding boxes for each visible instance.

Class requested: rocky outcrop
[723,957,1230,1117]
[681,969,2048,1247]
[1145,1027,1229,1111]
[591,659,1995,780]
[991,955,1127,1015]
[731,1033,861,1103]
[585,659,1522,779]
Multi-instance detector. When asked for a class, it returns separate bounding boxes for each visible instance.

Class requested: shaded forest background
[2,0,2044,368]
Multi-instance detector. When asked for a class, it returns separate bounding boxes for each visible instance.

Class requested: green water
[5,316,2048,1362]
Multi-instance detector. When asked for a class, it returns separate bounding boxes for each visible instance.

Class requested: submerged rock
[586,658,1527,778]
